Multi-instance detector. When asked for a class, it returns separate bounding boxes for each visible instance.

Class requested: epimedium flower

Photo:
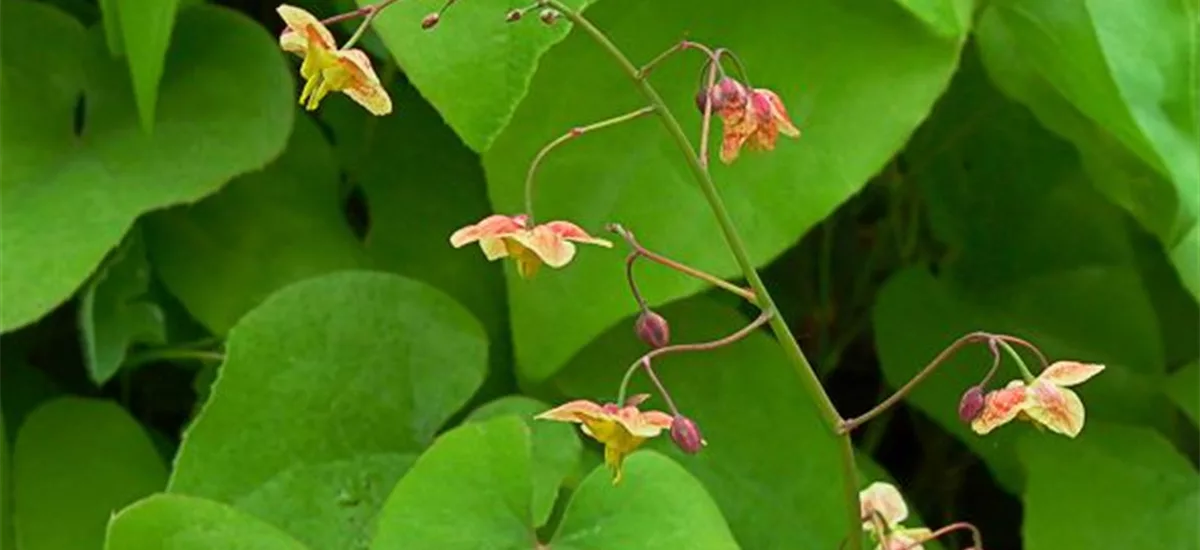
[277,5,392,115]
[971,361,1105,438]
[536,399,673,484]
[449,214,612,279]
[860,482,934,550]
[701,77,801,164]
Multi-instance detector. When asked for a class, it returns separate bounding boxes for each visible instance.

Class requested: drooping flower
[971,361,1105,438]
[701,77,800,164]
[536,399,673,484]
[277,5,392,115]
[860,482,934,550]
[449,214,612,279]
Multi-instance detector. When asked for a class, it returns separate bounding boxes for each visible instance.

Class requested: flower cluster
[968,361,1105,438]
[276,5,391,115]
[536,398,674,484]
[701,77,801,164]
[860,482,933,550]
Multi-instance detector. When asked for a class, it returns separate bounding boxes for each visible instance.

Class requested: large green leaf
[79,227,166,385]
[1,411,12,550]
[13,398,167,550]
[0,1,293,333]
[362,0,590,151]
[98,0,180,130]
[481,0,969,382]
[1165,361,1200,428]
[554,296,847,548]
[1020,424,1199,549]
[976,0,1200,298]
[872,268,1169,492]
[169,271,488,549]
[371,416,738,549]
[106,494,308,550]
[465,396,582,527]
[145,115,369,334]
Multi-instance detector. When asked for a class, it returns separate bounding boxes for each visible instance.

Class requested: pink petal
[449,215,526,248]
[970,381,1028,435]
[513,225,575,268]
[1024,382,1086,437]
[754,88,800,138]
[535,400,608,424]
[543,221,613,248]
[276,5,336,51]
[1037,361,1105,387]
[613,406,672,438]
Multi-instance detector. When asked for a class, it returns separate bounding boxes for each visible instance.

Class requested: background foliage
[1,0,1197,548]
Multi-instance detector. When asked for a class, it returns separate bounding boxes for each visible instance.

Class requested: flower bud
[505,9,522,22]
[694,88,710,113]
[958,385,985,423]
[420,12,440,29]
[635,310,670,349]
[539,8,559,25]
[670,415,706,454]
[709,77,748,111]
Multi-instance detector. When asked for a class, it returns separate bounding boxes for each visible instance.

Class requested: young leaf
[0,2,292,333]
[79,227,166,385]
[13,398,167,550]
[106,494,308,550]
[169,271,488,548]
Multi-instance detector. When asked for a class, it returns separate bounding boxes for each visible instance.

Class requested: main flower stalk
[542,2,861,548]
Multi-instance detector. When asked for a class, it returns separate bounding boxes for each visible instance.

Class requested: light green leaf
[1020,424,1199,549]
[892,0,973,39]
[14,398,167,550]
[79,228,166,385]
[1165,361,1200,428]
[554,297,846,548]
[105,494,308,550]
[170,271,488,549]
[0,1,293,333]
[550,452,740,550]
[145,115,369,334]
[99,0,180,130]
[465,395,582,527]
[873,268,1170,492]
[363,0,591,151]
[976,0,1200,298]
[482,0,968,382]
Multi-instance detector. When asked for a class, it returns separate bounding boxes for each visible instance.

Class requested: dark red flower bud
[420,12,440,29]
[538,8,559,25]
[635,310,670,349]
[694,88,710,114]
[958,385,985,423]
[710,77,748,111]
[670,415,706,454]
[505,9,522,22]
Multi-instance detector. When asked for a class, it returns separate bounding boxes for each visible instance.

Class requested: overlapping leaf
[106,494,308,550]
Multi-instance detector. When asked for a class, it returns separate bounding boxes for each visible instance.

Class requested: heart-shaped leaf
[480,0,969,381]
[169,271,488,548]
[554,296,848,548]
[106,494,308,550]
[14,398,167,550]
[0,1,293,332]
[145,115,369,334]
[97,0,180,130]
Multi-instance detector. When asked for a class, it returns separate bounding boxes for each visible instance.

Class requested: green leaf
[465,395,582,527]
[145,115,369,334]
[481,0,968,382]
[1165,361,1200,428]
[1019,424,1199,549]
[106,494,308,550]
[891,0,973,39]
[1,411,13,550]
[363,0,591,151]
[872,268,1170,492]
[169,271,488,548]
[976,0,1200,298]
[550,452,740,550]
[554,296,846,548]
[0,1,293,333]
[372,417,738,549]
[370,417,534,548]
[13,398,167,550]
[117,0,180,131]
[79,227,166,385]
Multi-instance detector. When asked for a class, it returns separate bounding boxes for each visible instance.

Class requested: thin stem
[840,331,991,433]
[126,349,225,369]
[609,223,757,303]
[996,339,1037,383]
[331,0,400,46]
[624,252,649,310]
[617,311,772,405]
[911,521,984,550]
[637,40,690,79]
[698,55,719,170]
[994,334,1049,367]
[640,359,679,415]
[547,3,857,546]
[524,106,656,222]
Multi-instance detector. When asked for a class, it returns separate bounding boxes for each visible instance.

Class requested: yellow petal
[513,225,575,268]
[336,49,392,116]
[543,221,613,248]
[534,399,608,423]
[1024,382,1086,437]
[1037,361,1105,387]
[859,482,909,529]
[449,214,526,248]
[970,381,1028,435]
[276,5,336,51]
[479,238,509,260]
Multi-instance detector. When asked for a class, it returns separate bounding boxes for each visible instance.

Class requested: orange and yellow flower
[971,361,1105,438]
[536,399,673,484]
[277,5,391,115]
[860,482,933,550]
[449,214,612,279]
[705,77,800,164]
